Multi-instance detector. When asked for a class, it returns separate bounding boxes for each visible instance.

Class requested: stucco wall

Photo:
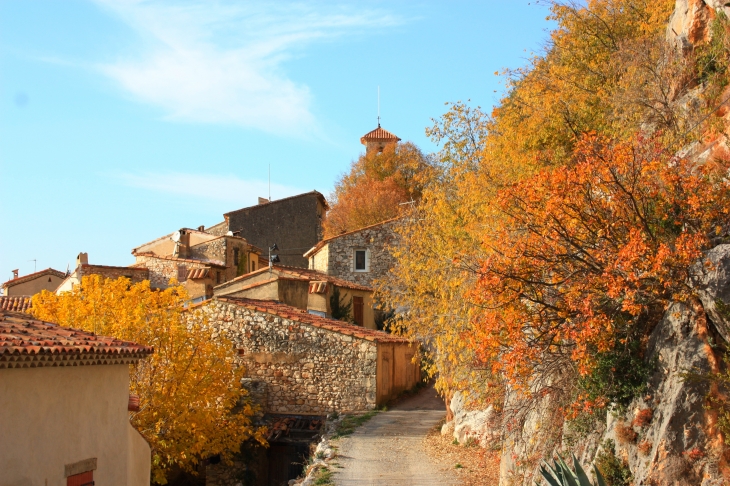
[309,244,329,273]
[196,300,379,414]
[6,274,65,296]
[0,365,150,486]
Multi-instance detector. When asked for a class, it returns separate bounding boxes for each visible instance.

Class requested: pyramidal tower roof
[360,126,401,145]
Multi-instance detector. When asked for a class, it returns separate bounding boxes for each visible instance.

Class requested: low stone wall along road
[333,385,459,485]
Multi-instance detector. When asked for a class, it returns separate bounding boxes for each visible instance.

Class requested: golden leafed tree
[324,141,432,237]
[31,275,265,484]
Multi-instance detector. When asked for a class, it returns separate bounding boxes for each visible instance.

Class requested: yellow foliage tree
[31,275,265,484]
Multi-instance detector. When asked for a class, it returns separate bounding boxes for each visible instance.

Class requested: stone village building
[219,191,328,269]
[0,310,153,485]
[212,265,377,329]
[2,268,67,296]
[56,252,150,294]
[129,227,262,302]
[304,218,399,288]
[191,297,420,415]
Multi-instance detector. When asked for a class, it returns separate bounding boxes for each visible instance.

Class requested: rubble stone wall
[323,220,398,287]
[195,300,379,414]
[131,256,210,289]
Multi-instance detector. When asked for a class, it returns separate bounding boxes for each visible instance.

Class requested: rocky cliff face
[440,4,730,482]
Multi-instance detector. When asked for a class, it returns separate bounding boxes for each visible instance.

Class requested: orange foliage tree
[469,134,730,408]
[324,141,432,237]
[31,276,265,484]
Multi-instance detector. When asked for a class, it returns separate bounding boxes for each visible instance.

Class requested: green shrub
[595,440,632,486]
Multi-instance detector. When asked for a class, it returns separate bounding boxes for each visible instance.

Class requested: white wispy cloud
[117,171,308,204]
[92,0,403,136]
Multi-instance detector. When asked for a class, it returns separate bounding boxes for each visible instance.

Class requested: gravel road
[332,385,459,485]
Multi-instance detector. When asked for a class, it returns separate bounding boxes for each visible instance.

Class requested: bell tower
[360,125,401,154]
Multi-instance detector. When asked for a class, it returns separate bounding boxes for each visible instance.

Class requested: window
[354,249,368,272]
[251,260,256,272]
[353,296,364,326]
[233,247,240,265]
[177,265,187,282]
[216,271,221,284]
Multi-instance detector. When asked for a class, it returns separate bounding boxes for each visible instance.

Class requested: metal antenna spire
[377,86,381,127]
[268,163,271,202]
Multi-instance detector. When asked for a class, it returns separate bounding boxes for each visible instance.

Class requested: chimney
[77,252,89,267]
[11,269,18,279]
[197,225,205,232]
[258,197,270,205]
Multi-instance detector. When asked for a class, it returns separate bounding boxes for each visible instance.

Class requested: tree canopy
[31,276,266,484]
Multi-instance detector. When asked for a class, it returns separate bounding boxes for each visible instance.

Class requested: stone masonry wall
[80,265,149,284]
[196,300,379,414]
[188,237,227,262]
[325,220,398,287]
[131,256,211,289]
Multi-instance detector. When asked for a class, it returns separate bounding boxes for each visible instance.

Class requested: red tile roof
[214,265,373,292]
[303,218,400,258]
[0,296,32,314]
[215,297,411,344]
[360,126,401,144]
[0,311,153,369]
[187,268,210,280]
[2,268,67,289]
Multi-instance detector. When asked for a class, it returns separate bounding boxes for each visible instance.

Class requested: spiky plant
[538,454,607,486]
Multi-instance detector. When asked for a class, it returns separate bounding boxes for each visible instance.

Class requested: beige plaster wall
[309,244,330,273]
[6,275,64,296]
[307,286,375,329]
[0,365,150,486]
[226,280,279,301]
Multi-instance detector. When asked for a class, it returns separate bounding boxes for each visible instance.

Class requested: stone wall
[206,221,228,237]
[131,256,211,290]
[195,299,379,414]
[323,220,398,287]
[80,265,149,284]
[225,192,327,268]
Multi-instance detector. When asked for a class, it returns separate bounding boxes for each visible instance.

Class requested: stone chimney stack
[11,269,18,279]
[77,252,89,267]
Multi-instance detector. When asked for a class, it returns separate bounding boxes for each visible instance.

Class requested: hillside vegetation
[374,0,730,482]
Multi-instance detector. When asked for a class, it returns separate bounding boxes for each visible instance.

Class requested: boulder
[692,244,730,343]
[441,391,500,447]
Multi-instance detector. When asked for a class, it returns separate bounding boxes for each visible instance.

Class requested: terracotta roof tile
[360,126,401,144]
[2,268,67,289]
[0,296,32,314]
[0,311,153,369]
[187,268,210,280]
[215,297,411,344]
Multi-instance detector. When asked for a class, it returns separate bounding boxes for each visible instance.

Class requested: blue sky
[0,0,553,280]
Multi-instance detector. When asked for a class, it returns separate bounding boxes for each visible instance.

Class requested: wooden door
[353,296,364,326]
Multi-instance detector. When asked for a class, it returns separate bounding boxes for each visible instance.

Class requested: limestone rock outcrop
[441,391,500,447]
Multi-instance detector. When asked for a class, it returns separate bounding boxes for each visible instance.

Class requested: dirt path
[332,385,459,485]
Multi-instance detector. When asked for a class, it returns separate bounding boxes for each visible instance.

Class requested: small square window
[355,250,367,272]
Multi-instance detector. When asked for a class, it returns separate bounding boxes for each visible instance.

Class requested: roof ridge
[2,268,67,288]
[304,218,400,258]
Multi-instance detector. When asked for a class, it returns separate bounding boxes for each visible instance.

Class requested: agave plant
[538,454,607,486]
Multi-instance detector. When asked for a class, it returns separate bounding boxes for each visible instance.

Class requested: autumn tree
[31,276,265,484]
[324,141,432,237]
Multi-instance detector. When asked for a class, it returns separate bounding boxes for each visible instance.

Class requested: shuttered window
[353,296,364,326]
[177,265,187,282]
[67,471,94,486]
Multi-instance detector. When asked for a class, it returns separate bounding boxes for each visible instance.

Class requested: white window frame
[353,248,370,272]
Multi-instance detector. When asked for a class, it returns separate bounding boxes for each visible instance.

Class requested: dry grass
[615,422,638,444]
[423,422,501,486]
[632,408,653,428]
